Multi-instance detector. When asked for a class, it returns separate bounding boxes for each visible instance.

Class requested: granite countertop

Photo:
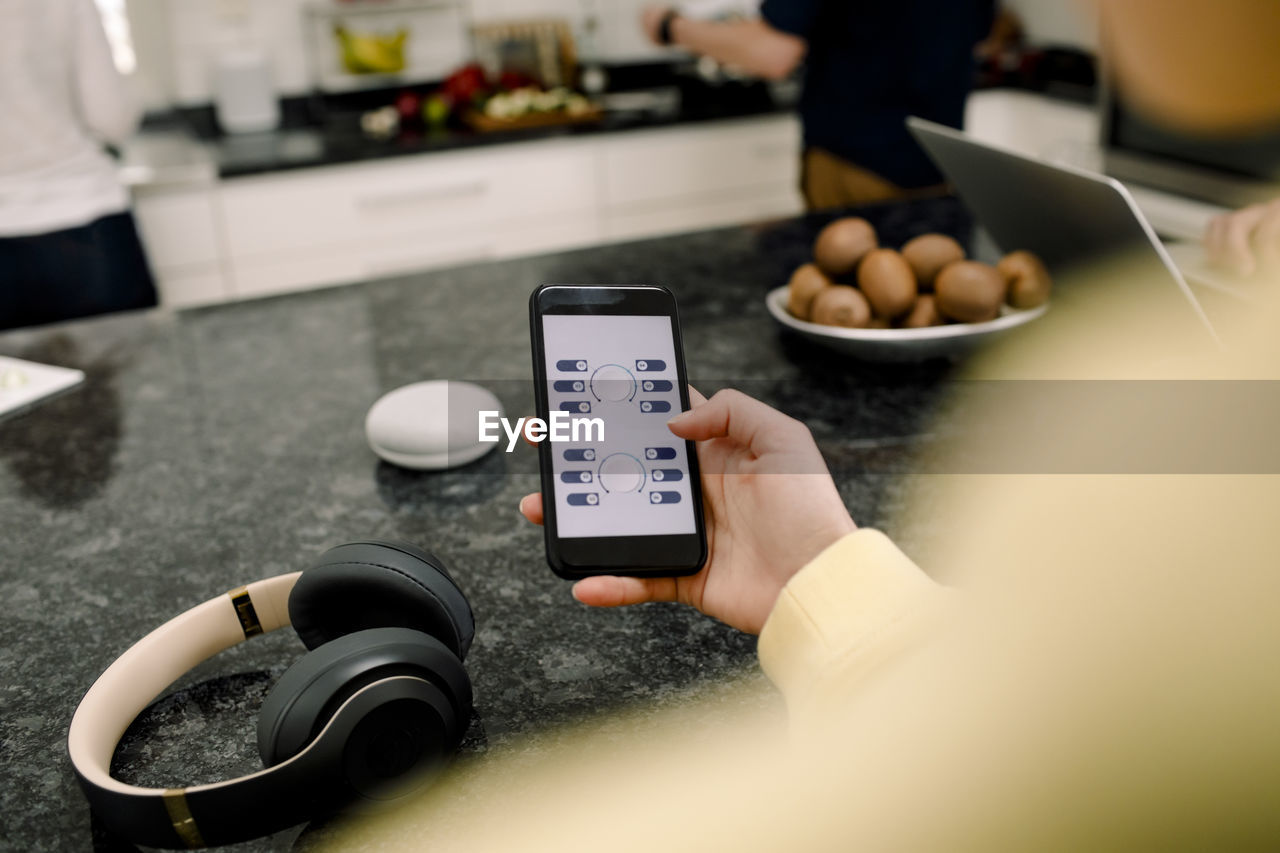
[128,75,796,183]
[0,197,970,851]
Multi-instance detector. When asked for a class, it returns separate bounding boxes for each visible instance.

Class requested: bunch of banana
[334,25,408,75]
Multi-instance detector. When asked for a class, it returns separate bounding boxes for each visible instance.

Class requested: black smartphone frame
[529,284,707,580]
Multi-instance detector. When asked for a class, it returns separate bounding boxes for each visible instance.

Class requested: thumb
[572,575,679,607]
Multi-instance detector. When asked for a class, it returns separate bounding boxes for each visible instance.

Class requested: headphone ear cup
[289,540,475,659]
[256,627,472,769]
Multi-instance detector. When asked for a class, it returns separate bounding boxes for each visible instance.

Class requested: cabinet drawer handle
[753,143,793,159]
[357,181,489,211]
[364,243,494,277]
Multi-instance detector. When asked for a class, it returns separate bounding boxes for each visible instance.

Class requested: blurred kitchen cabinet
[130,113,802,306]
[218,138,599,298]
[601,114,803,241]
[131,185,233,307]
[964,89,1098,164]
[231,214,601,299]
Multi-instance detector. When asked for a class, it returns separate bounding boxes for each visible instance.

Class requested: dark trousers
[0,211,158,331]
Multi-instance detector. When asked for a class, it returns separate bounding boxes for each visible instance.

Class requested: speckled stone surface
[0,197,970,851]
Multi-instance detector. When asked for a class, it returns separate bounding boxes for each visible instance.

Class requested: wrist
[657,9,681,46]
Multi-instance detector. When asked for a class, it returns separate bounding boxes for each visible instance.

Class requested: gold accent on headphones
[228,586,263,638]
[163,789,205,848]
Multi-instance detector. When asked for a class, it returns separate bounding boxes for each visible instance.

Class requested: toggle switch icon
[556,360,588,372]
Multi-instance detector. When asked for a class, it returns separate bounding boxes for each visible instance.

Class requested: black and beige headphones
[68,540,475,849]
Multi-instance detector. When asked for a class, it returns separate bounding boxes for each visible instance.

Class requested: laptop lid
[905,116,1219,344]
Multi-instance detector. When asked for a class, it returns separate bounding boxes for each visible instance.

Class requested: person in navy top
[641,1,995,209]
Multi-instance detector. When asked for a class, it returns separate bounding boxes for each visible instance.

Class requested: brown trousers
[801,147,949,211]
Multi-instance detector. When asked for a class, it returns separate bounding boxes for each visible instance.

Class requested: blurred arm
[758,529,951,723]
[74,0,140,145]
[670,16,807,81]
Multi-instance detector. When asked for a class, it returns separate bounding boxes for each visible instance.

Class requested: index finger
[666,388,807,455]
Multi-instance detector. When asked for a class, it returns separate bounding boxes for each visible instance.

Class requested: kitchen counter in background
[0,197,969,852]
[125,76,795,183]
[192,79,795,180]
[121,80,807,311]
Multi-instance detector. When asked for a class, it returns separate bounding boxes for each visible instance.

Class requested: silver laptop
[906,116,1221,344]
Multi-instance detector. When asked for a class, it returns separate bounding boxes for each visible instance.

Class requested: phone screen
[530,284,706,579]
[540,313,696,539]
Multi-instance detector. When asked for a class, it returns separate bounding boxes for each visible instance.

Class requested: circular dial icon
[598,453,645,493]
[590,364,636,403]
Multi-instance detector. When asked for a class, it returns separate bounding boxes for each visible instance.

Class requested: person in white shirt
[0,0,156,331]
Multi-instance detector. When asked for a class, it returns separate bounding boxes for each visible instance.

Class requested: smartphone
[529,284,707,579]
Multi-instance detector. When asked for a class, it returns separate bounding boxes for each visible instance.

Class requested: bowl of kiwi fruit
[767,217,1051,362]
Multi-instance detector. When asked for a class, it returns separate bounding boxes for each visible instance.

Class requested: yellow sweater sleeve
[757,529,949,721]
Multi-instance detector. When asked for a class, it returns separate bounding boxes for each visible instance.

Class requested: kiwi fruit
[998,250,1052,309]
[857,248,917,319]
[813,217,878,277]
[901,234,965,291]
[809,285,871,328]
[786,263,833,320]
[900,294,945,328]
[935,261,1007,323]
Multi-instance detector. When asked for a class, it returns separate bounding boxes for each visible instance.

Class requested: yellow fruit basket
[334,25,408,75]
[304,0,467,92]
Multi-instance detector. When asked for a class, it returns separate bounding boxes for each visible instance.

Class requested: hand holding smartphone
[529,284,707,579]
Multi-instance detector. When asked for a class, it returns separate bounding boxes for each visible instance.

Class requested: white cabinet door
[231,229,498,299]
[219,139,598,262]
[603,114,801,209]
[604,190,801,243]
[131,185,231,307]
[132,186,222,269]
[153,270,231,308]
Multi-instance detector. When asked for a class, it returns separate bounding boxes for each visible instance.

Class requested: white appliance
[213,45,280,134]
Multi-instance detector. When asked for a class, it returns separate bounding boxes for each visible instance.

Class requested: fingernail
[518,495,529,514]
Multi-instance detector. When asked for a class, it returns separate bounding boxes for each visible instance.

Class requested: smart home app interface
[541,314,695,539]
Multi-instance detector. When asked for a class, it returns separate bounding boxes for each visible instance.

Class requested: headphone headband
[68,574,321,847]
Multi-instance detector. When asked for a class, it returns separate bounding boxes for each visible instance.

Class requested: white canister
[213,45,280,134]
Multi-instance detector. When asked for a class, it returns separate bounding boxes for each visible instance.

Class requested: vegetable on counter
[358,62,600,140]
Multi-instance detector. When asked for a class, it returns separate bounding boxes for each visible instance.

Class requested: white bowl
[765,286,1049,363]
